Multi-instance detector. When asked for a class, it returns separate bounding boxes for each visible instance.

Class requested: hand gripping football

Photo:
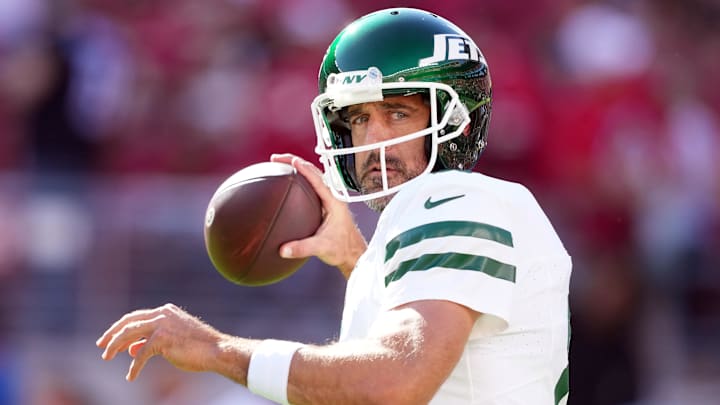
[203,162,323,286]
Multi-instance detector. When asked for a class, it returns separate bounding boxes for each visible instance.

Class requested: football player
[98,8,572,405]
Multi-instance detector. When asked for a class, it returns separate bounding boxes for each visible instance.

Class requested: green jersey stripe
[554,365,569,404]
[384,252,516,286]
[385,221,514,262]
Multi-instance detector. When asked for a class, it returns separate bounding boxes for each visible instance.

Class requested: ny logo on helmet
[342,74,366,84]
[419,34,484,67]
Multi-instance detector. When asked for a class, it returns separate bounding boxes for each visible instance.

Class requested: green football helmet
[311,8,492,203]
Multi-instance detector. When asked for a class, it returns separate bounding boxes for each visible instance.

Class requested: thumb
[279,241,301,259]
[279,238,320,259]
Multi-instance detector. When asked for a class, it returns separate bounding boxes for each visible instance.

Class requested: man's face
[347,94,430,211]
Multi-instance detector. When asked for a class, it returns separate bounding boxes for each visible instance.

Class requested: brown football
[203,162,322,286]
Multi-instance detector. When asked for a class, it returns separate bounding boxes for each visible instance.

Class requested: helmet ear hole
[436,107,489,171]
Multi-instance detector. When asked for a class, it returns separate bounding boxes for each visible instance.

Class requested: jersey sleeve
[379,174,518,335]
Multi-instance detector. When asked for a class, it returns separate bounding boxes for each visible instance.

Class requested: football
[203,161,323,286]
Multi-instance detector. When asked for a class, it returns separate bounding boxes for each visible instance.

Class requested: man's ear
[462,123,471,136]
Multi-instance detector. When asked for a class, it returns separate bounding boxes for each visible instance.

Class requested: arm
[97,300,478,405]
[287,299,479,404]
[271,154,367,279]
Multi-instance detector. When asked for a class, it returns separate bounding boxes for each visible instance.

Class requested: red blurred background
[1,1,718,404]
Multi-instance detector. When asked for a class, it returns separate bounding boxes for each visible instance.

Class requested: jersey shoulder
[382,170,534,230]
[399,170,533,205]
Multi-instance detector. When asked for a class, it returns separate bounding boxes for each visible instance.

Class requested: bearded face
[357,151,427,212]
[348,95,431,212]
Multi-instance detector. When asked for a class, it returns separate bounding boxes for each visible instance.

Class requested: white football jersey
[339,170,571,405]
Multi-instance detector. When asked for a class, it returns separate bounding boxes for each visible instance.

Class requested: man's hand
[271,154,367,279]
[96,303,229,381]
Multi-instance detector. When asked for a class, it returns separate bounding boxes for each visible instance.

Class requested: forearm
[288,340,428,405]
[209,333,430,405]
[210,337,409,403]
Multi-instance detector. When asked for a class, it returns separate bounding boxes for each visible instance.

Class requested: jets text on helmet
[419,34,484,67]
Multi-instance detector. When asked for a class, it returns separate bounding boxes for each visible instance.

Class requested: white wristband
[247,339,305,405]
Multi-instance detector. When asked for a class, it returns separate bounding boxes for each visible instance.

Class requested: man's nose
[364,116,392,144]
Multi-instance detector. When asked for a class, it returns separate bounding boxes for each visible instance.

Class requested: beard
[357,151,425,212]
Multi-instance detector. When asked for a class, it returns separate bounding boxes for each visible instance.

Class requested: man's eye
[350,116,368,125]
[391,111,408,119]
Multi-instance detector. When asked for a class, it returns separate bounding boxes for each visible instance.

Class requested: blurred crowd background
[0,0,719,404]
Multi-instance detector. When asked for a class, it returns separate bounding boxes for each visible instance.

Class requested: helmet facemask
[312,67,472,203]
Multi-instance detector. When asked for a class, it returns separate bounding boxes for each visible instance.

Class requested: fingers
[270,153,299,165]
[290,157,337,206]
[98,303,217,382]
[101,315,166,360]
[278,157,337,260]
[271,154,334,202]
[127,337,155,381]
[272,153,364,273]
[128,339,146,358]
[96,306,167,348]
